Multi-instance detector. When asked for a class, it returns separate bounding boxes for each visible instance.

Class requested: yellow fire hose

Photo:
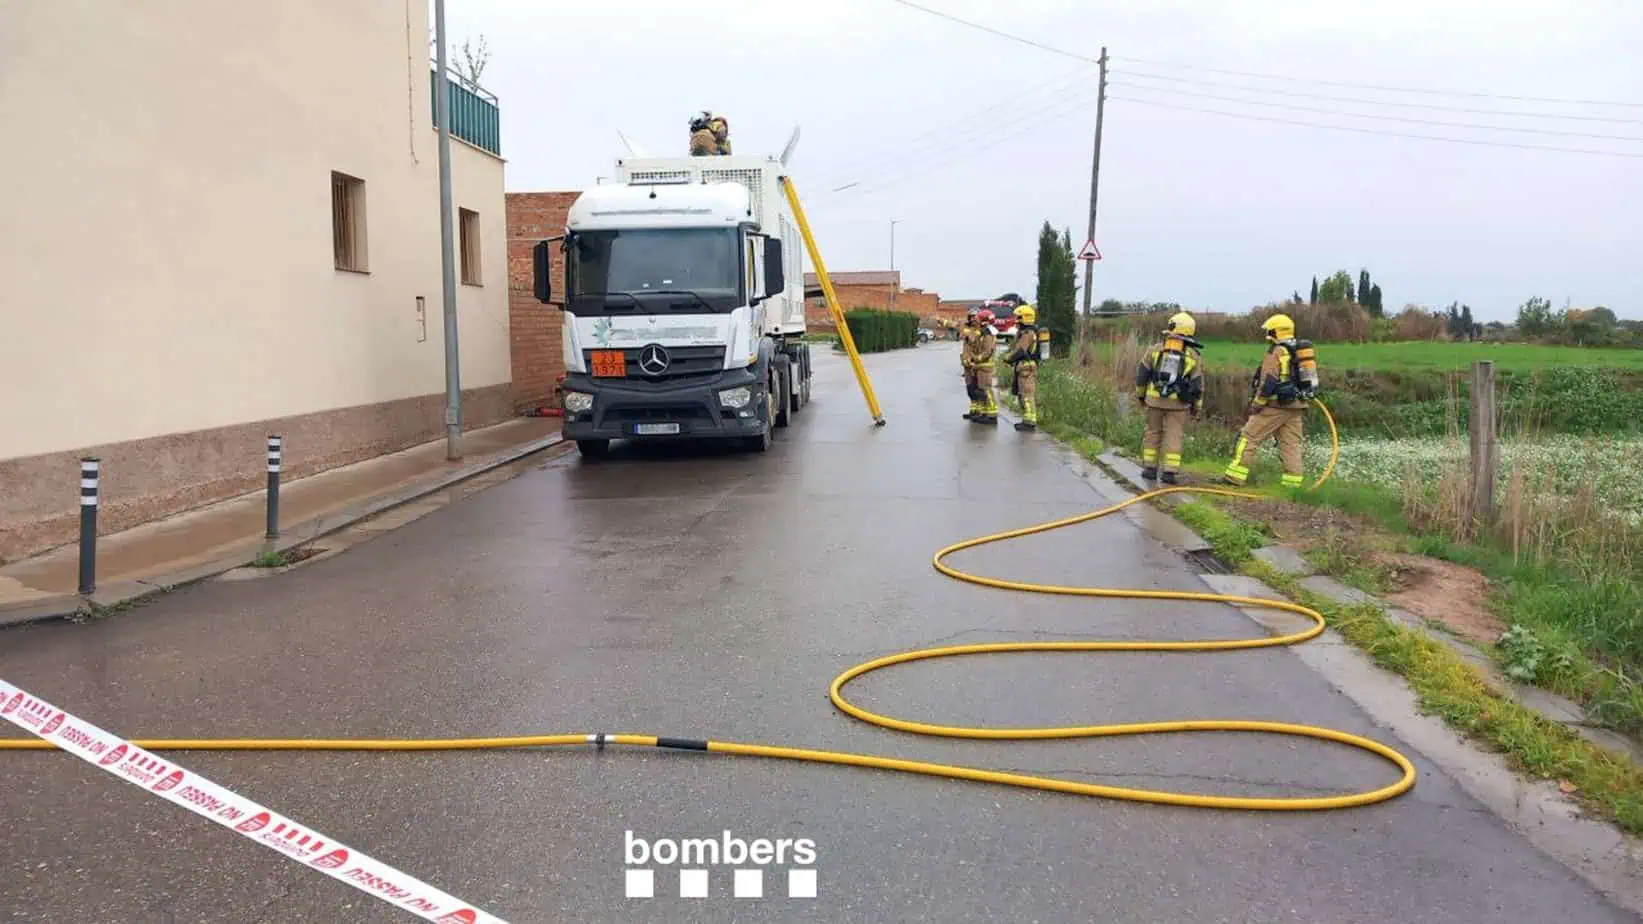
[2,401,1412,811]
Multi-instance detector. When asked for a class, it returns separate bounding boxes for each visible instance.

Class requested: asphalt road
[1,343,1634,923]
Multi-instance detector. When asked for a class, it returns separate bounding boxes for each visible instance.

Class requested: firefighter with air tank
[1134,312,1205,485]
[1221,313,1321,489]
[1003,304,1041,431]
[960,308,1000,424]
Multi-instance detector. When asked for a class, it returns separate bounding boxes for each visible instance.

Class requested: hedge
[841,309,919,353]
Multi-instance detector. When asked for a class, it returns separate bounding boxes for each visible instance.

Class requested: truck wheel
[576,439,609,459]
[773,355,792,428]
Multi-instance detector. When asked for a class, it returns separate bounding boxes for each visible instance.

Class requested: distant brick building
[803,271,942,329]
[506,191,578,412]
[937,298,986,327]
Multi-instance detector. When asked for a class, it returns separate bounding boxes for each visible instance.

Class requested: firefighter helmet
[1262,313,1296,341]
[1165,311,1197,337]
[1014,304,1037,325]
[977,309,995,325]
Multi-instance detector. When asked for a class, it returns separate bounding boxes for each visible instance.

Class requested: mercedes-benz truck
[532,153,813,458]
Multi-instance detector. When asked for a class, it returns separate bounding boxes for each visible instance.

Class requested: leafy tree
[1097,298,1125,314]
[1034,222,1077,353]
[1292,291,1304,304]
[1309,276,1319,305]
[1460,304,1476,340]
[1366,284,1384,317]
[1585,306,1618,327]
[1316,270,1354,304]
[1517,296,1557,337]
[1358,270,1371,307]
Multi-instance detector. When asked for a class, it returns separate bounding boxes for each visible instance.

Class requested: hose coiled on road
[4,402,1414,810]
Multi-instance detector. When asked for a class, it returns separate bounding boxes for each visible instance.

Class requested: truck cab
[533,155,812,458]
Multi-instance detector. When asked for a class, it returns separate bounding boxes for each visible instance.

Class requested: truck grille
[604,405,715,423]
[585,345,725,379]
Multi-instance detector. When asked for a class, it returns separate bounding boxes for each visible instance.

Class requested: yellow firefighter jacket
[962,325,996,371]
[1250,342,1311,409]
[1135,340,1205,412]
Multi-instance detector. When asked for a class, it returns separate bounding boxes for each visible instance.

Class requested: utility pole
[889,219,900,312]
[434,0,463,460]
[1078,47,1109,347]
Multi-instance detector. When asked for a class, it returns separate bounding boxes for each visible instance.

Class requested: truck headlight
[563,391,593,414]
[718,386,752,409]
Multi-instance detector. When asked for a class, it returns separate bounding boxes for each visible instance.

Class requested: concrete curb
[0,432,567,629]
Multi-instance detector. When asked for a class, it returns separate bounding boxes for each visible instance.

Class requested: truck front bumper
[560,368,769,441]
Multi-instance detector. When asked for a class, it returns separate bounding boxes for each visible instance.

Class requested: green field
[1098,340,1643,373]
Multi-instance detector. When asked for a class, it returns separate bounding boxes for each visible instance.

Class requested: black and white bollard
[78,457,99,596]
[266,436,282,540]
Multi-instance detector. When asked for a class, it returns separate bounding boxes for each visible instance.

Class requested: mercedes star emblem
[638,344,671,376]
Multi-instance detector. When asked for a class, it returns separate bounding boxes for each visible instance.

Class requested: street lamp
[889,220,901,312]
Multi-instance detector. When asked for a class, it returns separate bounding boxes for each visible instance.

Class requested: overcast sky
[443,0,1643,322]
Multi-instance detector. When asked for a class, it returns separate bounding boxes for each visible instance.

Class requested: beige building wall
[0,0,514,562]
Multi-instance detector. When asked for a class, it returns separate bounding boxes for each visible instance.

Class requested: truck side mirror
[763,238,785,298]
[533,239,560,305]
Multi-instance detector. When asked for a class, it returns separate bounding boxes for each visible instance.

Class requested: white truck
[532,153,813,458]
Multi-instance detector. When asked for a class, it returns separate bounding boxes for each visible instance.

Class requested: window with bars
[331,172,368,272]
[459,207,482,285]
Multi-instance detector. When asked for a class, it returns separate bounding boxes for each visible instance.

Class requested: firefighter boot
[1161,471,1180,485]
[1140,466,1158,480]
[977,387,1000,425]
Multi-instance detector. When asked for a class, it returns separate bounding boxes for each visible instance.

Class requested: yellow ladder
[779,176,886,427]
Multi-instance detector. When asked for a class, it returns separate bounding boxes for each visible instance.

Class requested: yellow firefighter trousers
[967,367,998,416]
[1015,361,1038,424]
[1142,407,1188,474]
[1224,407,1306,488]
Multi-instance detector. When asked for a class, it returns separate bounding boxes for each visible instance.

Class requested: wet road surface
[2,343,1636,923]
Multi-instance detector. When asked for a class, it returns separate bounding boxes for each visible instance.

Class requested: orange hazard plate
[591,350,626,377]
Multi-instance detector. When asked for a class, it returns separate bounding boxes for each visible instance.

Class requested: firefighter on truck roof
[688,111,731,156]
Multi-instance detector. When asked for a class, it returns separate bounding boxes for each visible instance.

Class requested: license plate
[591,350,626,377]
[633,423,680,435]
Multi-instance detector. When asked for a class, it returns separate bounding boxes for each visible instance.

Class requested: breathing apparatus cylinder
[1292,339,1320,397]
[1154,334,1202,399]
[1156,337,1185,395]
[1037,329,1051,361]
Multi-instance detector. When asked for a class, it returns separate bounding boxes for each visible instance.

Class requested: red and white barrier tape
[0,678,506,924]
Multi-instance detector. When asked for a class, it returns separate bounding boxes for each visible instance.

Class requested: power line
[878,2,1643,110]
[1110,84,1643,142]
[1113,70,1643,124]
[816,91,1101,205]
[883,0,1101,64]
[812,65,1093,189]
[1112,55,1643,108]
[814,80,1103,199]
[1109,96,1643,158]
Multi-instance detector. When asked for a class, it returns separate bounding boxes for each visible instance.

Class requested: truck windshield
[569,228,743,315]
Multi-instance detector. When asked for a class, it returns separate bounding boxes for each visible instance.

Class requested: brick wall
[506,191,579,411]
[804,285,942,329]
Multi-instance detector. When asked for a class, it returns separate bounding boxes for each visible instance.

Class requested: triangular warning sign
[1078,239,1102,261]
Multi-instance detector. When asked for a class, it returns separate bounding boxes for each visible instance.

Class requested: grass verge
[1176,489,1643,834]
[1037,358,1643,737]
[1031,407,1643,832]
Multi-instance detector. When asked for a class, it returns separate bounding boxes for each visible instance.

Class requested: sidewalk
[0,417,564,625]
